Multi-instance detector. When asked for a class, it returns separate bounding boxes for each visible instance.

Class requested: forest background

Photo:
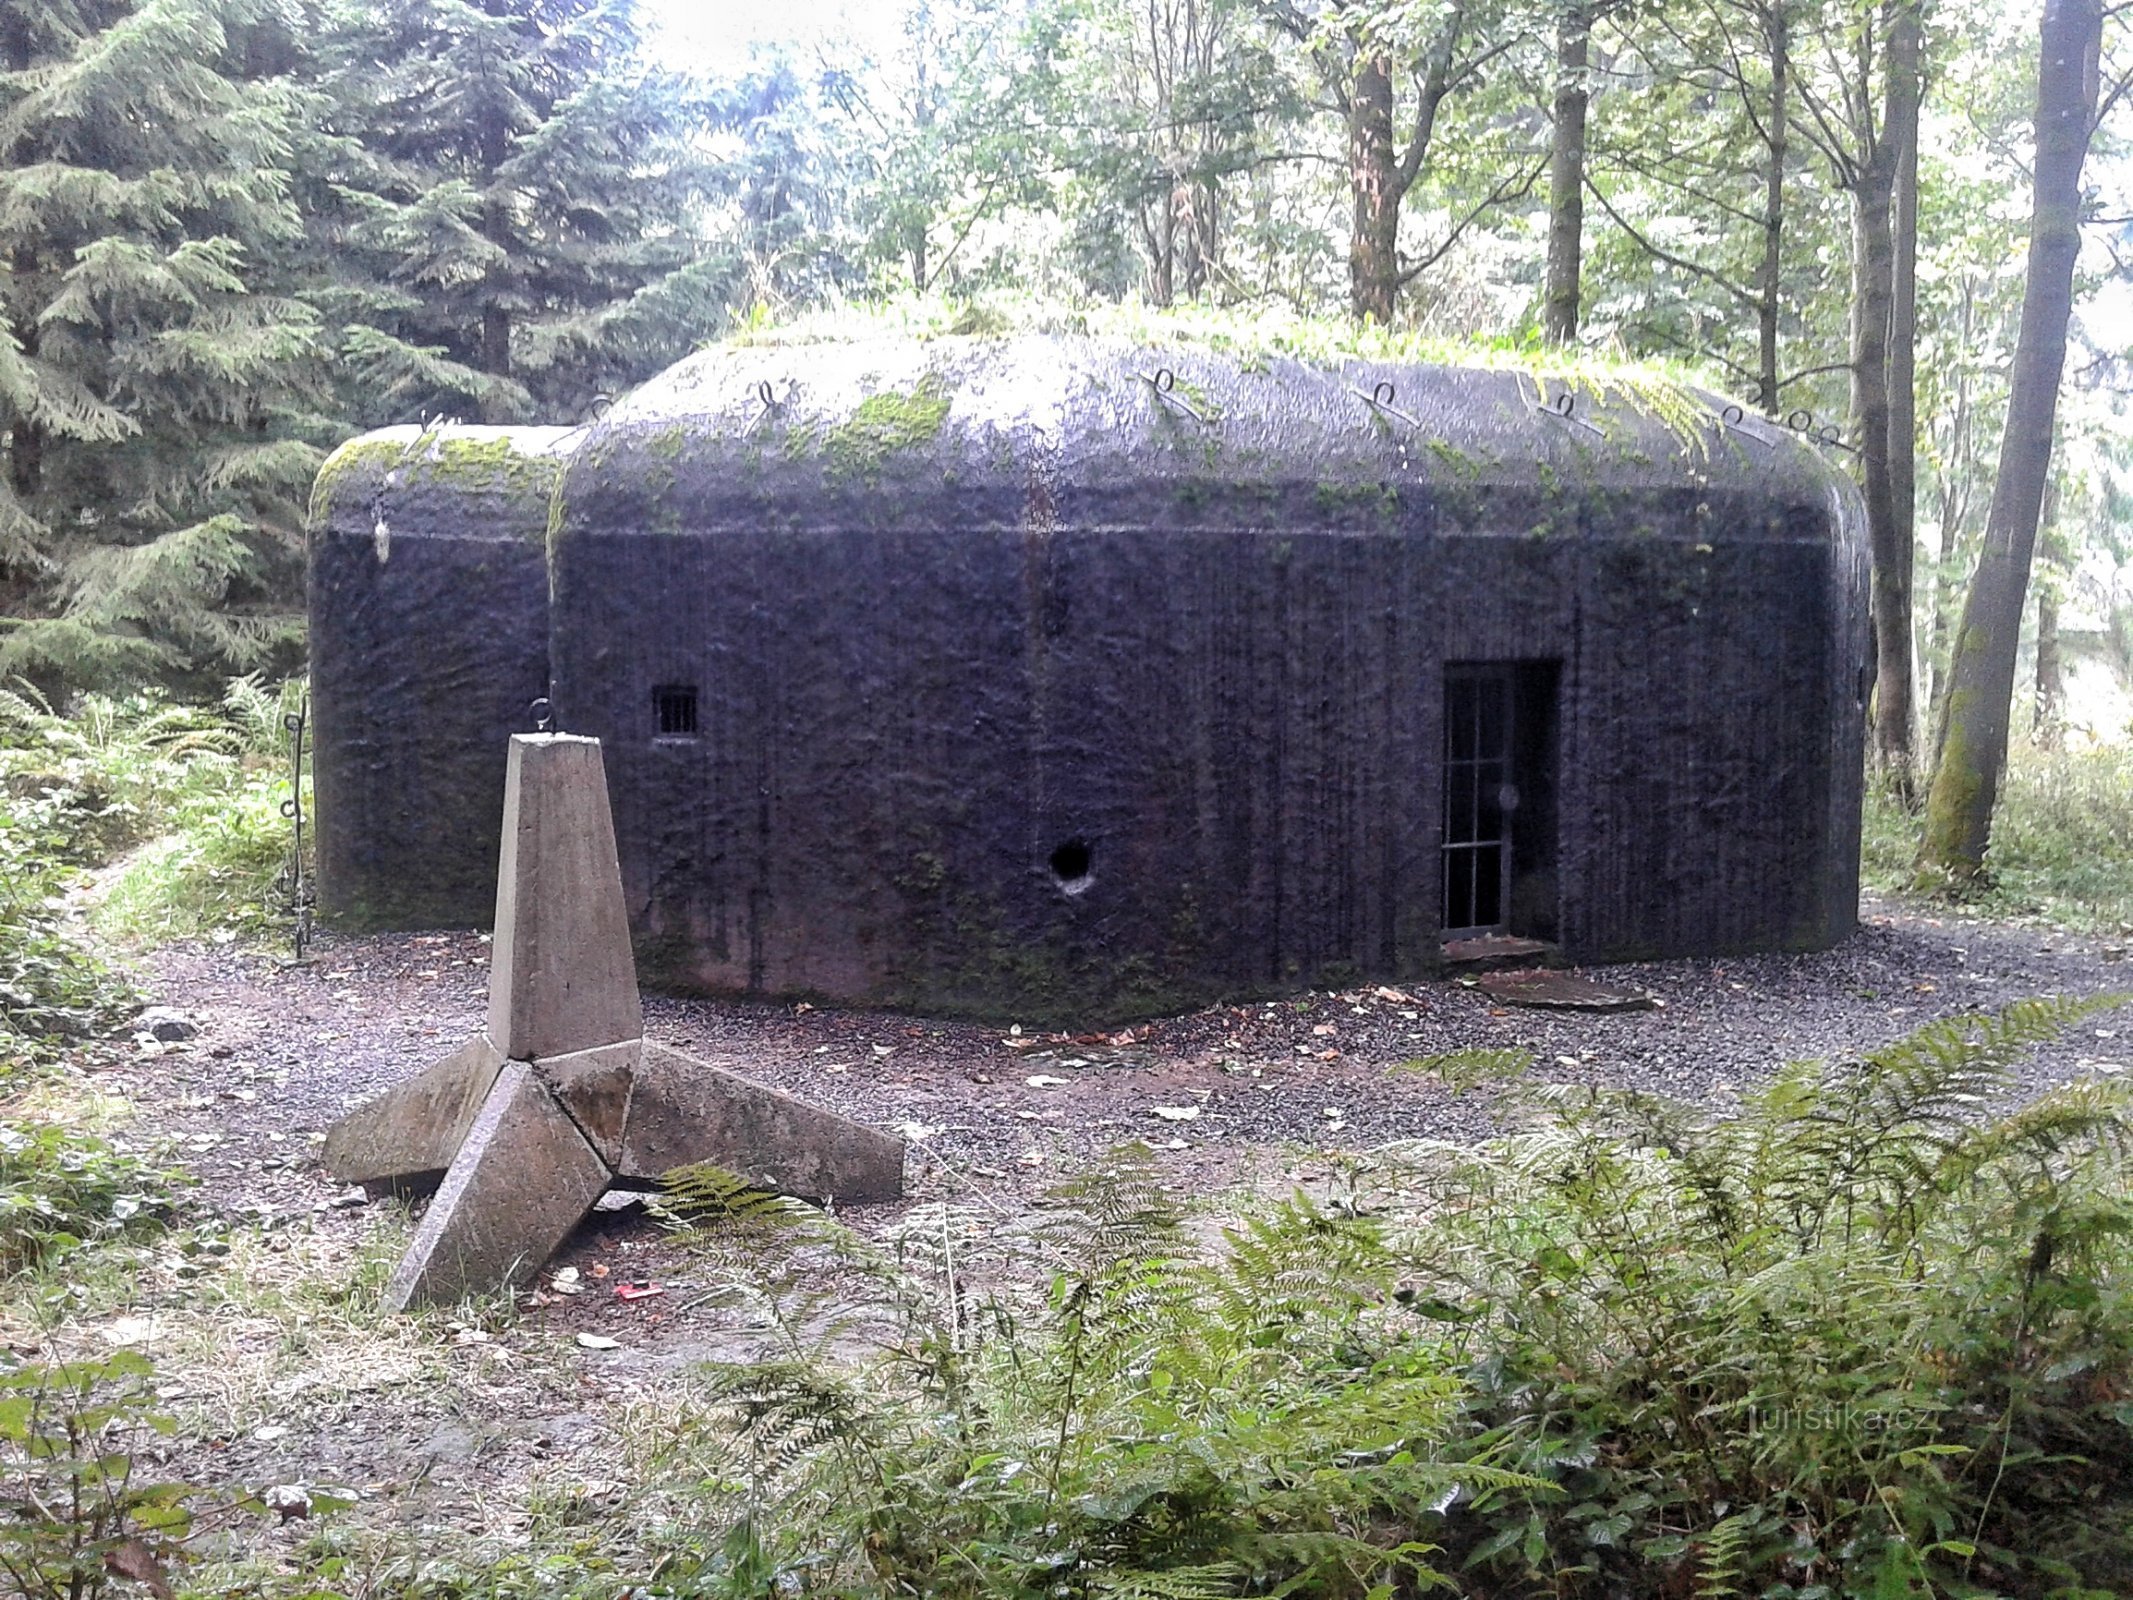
[2,0,2132,865]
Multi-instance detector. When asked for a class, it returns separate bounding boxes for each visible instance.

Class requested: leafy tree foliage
[0,0,321,690]
[315,0,726,426]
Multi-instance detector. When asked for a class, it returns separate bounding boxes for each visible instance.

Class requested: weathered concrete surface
[383,1062,612,1311]
[540,337,1865,1022]
[1443,934,1555,970]
[1477,969,1657,1012]
[309,426,569,930]
[486,735,642,1059]
[323,1035,504,1185]
[619,1043,904,1201]
[535,1040,640,1168]
[314,341,1867,1023]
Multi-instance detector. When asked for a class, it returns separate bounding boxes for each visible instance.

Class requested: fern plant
[643,999,2133,1600]
[656,1155,1537,1600]
[1381,993,2133,1595]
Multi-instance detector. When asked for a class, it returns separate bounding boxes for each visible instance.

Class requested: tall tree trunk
[3,19,34,504]
[1543,2,1591,343]
[1146,192,1177,306]
[1918,0,2102,879]
[1926,281,1977,728]
[1850,0,1923,788]
[476,57,515,419]
[481,303,512,382]
[1757,0,1788,413]
[910,27,934,290]
[1888,6,1922,684]
[1852,176,1910,781]
[7,238,40,501]
[2034,586,2063,744]
[1349,51,1403,322]
[2032,472,2069,743]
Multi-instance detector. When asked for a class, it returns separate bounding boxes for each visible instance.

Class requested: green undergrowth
[0,1120,189,1280]
[2,999,2127,1600]
[1867,738,2133,933]
[0,677,301,1305]
[286,995,2125,1600]
[0,675,310,966]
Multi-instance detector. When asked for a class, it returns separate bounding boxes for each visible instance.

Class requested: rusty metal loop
[1142,367,1210,423]
[1354,381,1421,430]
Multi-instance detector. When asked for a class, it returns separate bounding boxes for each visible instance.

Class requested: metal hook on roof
[1142,367,1210,424]
[1783,408,1861,457]
[1352,379,1423,430]
[530,697,554,734]
[1716,401,1778,450]
[1530,387,1602,437]
[389,413,459,475]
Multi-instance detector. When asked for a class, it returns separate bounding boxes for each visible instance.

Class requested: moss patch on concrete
[822,374,953,482]
[308,433,566,538]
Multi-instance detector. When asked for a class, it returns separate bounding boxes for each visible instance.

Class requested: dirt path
[15,897,2130,1559]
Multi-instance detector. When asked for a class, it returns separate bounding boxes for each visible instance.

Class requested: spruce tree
[0,0,321,689]
[320,0,727,426]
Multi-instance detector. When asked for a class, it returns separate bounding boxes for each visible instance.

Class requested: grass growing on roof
[719,290,1733,443]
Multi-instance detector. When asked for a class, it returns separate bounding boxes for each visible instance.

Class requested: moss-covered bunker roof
[310,338,1861,547]
[558,335,1856,542]
[309,424,578,542]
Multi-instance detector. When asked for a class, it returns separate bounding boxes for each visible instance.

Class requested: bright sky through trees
[644,0,896,73]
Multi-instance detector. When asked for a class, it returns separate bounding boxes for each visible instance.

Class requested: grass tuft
[1867,739,2133,932]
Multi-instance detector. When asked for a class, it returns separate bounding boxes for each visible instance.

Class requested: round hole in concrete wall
[1049,839,1093,893]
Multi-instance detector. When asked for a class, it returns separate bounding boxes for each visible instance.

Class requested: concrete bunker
[309,334,1869,1023]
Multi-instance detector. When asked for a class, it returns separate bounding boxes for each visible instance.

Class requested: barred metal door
[1442,665,1515,935]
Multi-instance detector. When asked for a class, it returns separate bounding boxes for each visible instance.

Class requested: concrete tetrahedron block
[326,727,905,1313]
[383,1062,612,1312]
[323,1035,505,1186]
[534,1040,640,1169]
[618,1043,905,1202]
[486,735,642,1060]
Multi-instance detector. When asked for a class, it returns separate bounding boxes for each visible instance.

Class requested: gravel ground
[17,895,2127,1546]
[112,893,2132,1224]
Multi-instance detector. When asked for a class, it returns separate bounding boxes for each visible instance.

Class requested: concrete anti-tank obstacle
[323,734,904,1311]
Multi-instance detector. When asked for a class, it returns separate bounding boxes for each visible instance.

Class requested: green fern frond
[1035,1146,1189,1272]
[696,1356,881,1478]
[1693,1511,1755,1598]
[660,1163,828,1239]
[1086,1561,1247,1600]
[1396,1047,1533,1091]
